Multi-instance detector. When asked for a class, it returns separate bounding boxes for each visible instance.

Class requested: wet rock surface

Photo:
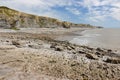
[50,40,120,63]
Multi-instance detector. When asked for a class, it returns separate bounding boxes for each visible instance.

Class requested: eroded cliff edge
[0,6,97,29]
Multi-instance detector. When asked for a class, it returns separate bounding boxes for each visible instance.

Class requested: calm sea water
[57,28,120,50]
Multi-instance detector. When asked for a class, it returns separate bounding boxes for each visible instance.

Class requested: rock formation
[0,6,96,29]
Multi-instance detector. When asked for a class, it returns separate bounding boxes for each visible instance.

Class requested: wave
[70,38,89,45]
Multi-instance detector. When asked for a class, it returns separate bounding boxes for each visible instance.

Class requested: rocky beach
[0,6,120,80]
[0,28,120,80]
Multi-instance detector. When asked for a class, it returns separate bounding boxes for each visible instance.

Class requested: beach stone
[55,46,63,51]
[28,44,42,49]
[69,45,75,50]
[87,47,94,51]
[50,43,57,48]
[86,53,98,60]
[104,57,120,64]
[95,52,101,55]
[12,40,26,48]
[96,48,104,52]
[67,46,72,50]
[107,49,112,53]
[78,50,86,54]
[72,51,77,54]
[12,40,20,45]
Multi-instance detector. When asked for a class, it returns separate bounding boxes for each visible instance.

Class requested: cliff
[0,6,96,29]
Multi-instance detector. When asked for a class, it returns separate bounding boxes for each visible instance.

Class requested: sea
[57,28,120,50]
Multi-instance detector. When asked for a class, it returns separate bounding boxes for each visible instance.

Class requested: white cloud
[0,0,120,22]
[81,0,120,22]
[66,7,81,15]
[0,0,76,20]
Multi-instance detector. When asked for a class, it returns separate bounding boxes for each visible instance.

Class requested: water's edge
[57,28,120,51]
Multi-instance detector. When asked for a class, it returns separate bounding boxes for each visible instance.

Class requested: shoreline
[56,28,120,51]
[0,28,120,80]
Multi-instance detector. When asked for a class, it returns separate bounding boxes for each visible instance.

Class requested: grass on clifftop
[10,27,20,30]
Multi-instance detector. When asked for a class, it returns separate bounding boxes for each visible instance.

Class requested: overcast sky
[0,0,120,28]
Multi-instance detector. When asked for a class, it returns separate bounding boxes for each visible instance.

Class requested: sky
[0,0,120,28]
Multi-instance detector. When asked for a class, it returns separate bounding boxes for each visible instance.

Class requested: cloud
[0,0,77,20]
[81,0,120,22]
[66,7,81,15]
[0,0,120,23]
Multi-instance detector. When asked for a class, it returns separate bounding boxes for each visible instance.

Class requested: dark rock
[78,50,86,54]
[107,49,112,53]
[95,52,101,55]
[50,43,57,48]
[104,58,120,64]
[67,46,72,50]
[96,48,104,52]
[70,61,79,67]
[6,40,9,42]
[86,53,98,60]
[55,46,63,51]
[28,44,42,49]
[87,47,94,51]
[12,40,20,45]
[70,45,75,50]
[12,40,25,48]
[72,51,77,54]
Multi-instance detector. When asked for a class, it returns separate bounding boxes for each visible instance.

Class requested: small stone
[96,48,104,52]
[28,44,42,49]
[95,51,100,54]
[87,47,94,51]
[70,45,75,49]
[107,49,112,53]
[6,40,9,42]
[67,46,72,50]
[50,43,57,48]
[78,50,86,54]
[12,40,25,48]
[55,46,63,51]
[104,57,120,64]
[12,40,20,45]
[86,53,98,60]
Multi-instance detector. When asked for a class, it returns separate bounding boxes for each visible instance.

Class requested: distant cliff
[0,6,96,29]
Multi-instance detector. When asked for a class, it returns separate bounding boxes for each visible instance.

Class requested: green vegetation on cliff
[0,6,97,29]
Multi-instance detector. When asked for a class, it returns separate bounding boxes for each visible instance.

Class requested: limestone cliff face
[0,6,96,28]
